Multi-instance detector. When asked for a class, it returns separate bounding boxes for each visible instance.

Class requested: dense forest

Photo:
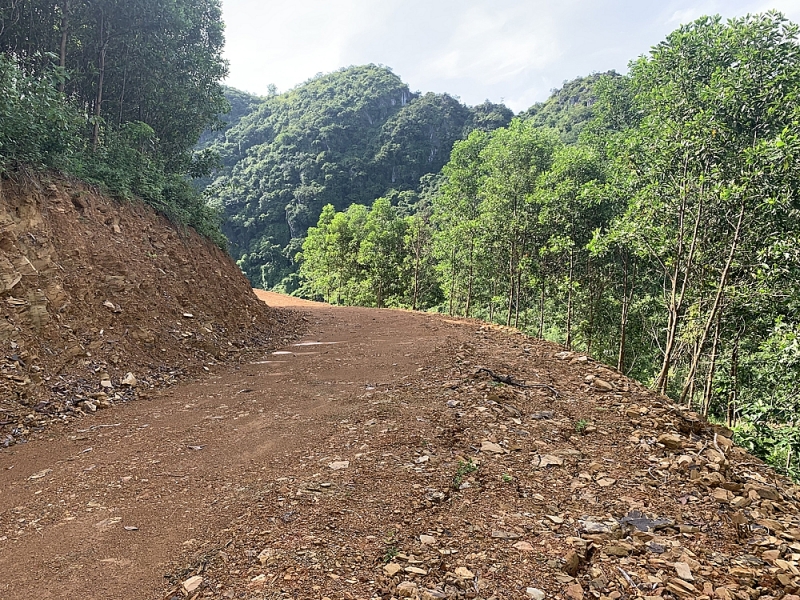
[2,3,799,479]
[201,65,513,289]
[294,13,800,478]
[0,0,228,243]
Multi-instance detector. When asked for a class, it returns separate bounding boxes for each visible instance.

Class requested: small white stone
[182,575,203,594]
[481,440,504,454]
[419,534,437,545]
[121,372,137,387]
[526,588,546,600]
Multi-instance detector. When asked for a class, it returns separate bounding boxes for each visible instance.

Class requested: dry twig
[476,367,559,397]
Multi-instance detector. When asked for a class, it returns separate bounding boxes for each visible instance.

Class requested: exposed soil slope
[0,173,301,447]
[0,294,798,600]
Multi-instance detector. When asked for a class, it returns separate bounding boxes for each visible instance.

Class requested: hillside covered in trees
[0,0,228,243]
[201,65,513,289]
[292,13,800,478]
[519,71,618,143]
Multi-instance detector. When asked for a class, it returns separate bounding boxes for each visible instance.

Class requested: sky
[221,0,800,113]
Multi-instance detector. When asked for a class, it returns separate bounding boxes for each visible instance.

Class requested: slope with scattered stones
[159,306,800,600]
[0,173,302,447]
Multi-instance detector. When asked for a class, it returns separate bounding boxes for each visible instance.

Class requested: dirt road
[1,293,796,600]
[0,295,473,598]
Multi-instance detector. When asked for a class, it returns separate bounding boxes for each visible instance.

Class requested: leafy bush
[0,55,82,171]
[0,56,226,247]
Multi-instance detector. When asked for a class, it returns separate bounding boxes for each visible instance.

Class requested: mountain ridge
[201,65,515,289]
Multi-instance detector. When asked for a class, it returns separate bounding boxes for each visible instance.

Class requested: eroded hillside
[0,173,302,447]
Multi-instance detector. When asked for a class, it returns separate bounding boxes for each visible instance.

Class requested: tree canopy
[0,0,229,243]
[201,65,513,289]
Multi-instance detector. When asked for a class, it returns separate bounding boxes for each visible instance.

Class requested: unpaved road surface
[0,296,465,599]
[1,294,798,600]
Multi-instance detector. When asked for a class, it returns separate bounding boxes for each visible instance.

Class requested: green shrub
[0,55,226,247]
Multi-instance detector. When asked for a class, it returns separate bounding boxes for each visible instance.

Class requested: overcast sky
[221,0,800,113]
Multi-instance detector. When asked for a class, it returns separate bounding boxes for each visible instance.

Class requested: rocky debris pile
[160,322,800,600]
[0,173,303,446]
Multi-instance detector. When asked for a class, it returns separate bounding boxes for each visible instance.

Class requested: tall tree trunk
[411,223,421,311]
[654,189,703,395]
[464,238,474,317]
[586,253,595,355]
[565,249,574,349]
[679,201,745,405]
[701,312,722,416]
[337,266,343,305]
[617,252,630,372]
[448,246,457,316]
[92,7,108,151]
[727,333,740,428]
[538,272,545,339]
[506,240,516,327]
[514,270,522,329]
[489,278,496,322]
[685,339,699,407]
[58,0,69,93]
[118,43,130,126]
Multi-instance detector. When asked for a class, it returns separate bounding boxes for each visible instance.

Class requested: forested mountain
[202,65,512,289]
[519,72,617,143]
[296,13,800,478]
[0,0,228,242]
[197,87,264,148]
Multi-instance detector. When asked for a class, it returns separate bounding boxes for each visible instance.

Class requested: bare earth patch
[1,296,799,600]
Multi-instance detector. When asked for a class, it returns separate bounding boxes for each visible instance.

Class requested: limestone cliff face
[0,172,298,444]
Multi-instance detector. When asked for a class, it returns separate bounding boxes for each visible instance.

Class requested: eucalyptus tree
[298,203,368,304]
[536,144,606,349]
[358,198,408,308]
[604,13,800,400]
[432,130,489,316]
[479,121,561,326]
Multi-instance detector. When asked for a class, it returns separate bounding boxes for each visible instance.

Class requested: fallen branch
[617,566,638,589]
[476,368,558,397]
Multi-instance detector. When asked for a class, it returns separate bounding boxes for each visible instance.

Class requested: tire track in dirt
[0,296,457,599]
[3,293,800,600]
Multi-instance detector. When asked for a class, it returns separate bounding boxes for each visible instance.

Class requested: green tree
[537,144,607,349]
[432,130,490,317]
[358,198,408,308]
[0,0,229,243]
[479,120,561,326]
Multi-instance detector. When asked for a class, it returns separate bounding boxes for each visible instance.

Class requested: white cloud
[221,0,800,111]
[418,4,562,85]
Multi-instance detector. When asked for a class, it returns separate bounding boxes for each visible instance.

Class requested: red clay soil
[0,173,302,449]
[1,292,799,600]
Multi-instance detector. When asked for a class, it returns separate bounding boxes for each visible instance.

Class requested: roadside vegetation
[0,0,228,245]
[294,13,800,478]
